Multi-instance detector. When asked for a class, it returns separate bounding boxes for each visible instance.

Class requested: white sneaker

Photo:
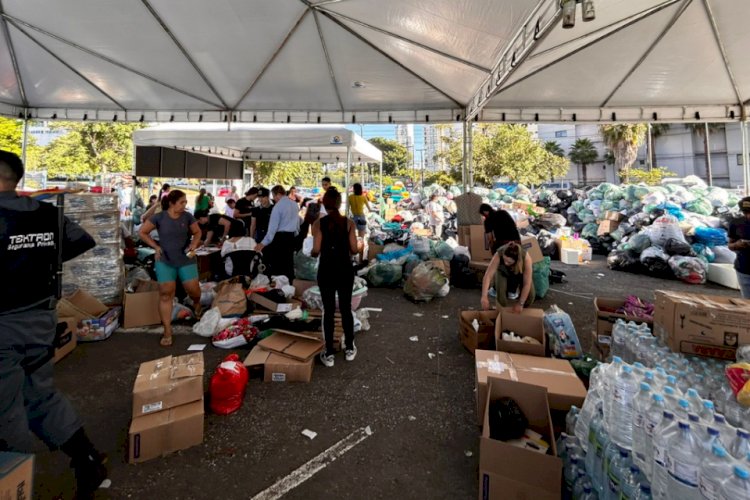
[345,342,357,362]
[320,351,334,367]
[507,290,519,300]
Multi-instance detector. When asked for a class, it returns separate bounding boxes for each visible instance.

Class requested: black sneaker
[72,452,109,499]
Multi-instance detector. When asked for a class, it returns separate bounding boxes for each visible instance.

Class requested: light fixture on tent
[112,114,118,122]
[562,0,576,29]
[82,114,88,121]
[51,113,57,119]
[198,114,203,122]
[582,0,595,22]
[139,115,145,122]
[169,115,174,122]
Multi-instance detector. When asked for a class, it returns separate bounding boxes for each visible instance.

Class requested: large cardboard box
[458,225,472,248]
[605,211,624,222]
[470,225,492,261]
[654,291,750,359]
[458,310,498,354]
[479,378,561,500]
[594,297,654,352]
[597,220,620,236]
[57,288,109,323]
[123,280,161,329]
[54,317,77,363]
[257,331,325,362]
[132,354,205,418]
[520,236,543,264]
[474,350,586,425]
[128,399,204,463]
[0,452,33,500]
[495,307,545,357]
[244,346,314,382]
[707,263,741,290]
[249,293,296,313]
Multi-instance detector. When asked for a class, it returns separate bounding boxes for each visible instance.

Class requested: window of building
[738,154,744,166]
[554,130,567,138]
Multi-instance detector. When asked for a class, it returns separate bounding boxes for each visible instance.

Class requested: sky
[345,124,426,165]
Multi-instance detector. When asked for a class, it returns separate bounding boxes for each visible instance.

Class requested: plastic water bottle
[586,405,604,481]
[699,444,734,500]
[632,383,653,470]
[713,414,736,450]
[643,394,667,481]
[565,455,584,492]
[605,357,625,429]
[621,463,643,500]
[719,465,750,500]
[663,387,679,412]
[697,427,722,457]
[634,483,653,500]
[653,368,669,392]
[665,422,702,500]
[568,406,580,435]
[577,390,601,452]
[594,407,612,495]
[674,399,691,422]
[572,470,592,500]
[606,447,631,500]
[651,411,678,499]
[699,401,716,424]
[730,429,750,460]
[612,365,639,449]
[612,322,628,361]
[603,441,620,497]
[580,484,598,500]
[685,389,703,415]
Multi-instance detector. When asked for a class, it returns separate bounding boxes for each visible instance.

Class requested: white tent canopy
[0,0,748,125]
[132,123,382,164]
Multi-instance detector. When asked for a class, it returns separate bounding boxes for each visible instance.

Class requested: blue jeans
[738,271,750,299]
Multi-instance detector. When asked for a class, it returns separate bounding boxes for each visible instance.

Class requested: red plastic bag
[209,354,249,415]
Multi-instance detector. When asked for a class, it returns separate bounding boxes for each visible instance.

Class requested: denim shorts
[352,215,367,231]
[155,261,199,284]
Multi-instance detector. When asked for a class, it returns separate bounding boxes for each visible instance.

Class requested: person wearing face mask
[254,185,300,281]
[480,241,535,314]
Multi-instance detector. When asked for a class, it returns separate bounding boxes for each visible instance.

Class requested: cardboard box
[495,308,545,357]
[0,452,33,500]
[475,350,586,424]
[57,288,109,323]
[54,317,77,363]
[512,200,533,213]
[412,228,432,237]
[654,291,750,359]
[367,243,384,261]
[469,260,490,271]
[244,345,314,382]
[257,331,325,362]
[429,259,450,277]
[249,293,296,313]
[128,399,204,463]
[594,297,654,342]
[292,279,317,299]
[605,211,624,222]
[520,236,543,264]
[561,248,581,265]
[78,306,121,342]
[123,280,161,329]
[707,263,741,290]
[479,378,561,500]
[597,220,620,236]
[470,225,492,261]
[458,225,472,248]
[459,310,498,354]
[132,354,205,418]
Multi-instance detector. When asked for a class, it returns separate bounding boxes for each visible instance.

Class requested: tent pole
[647,123,653,171]
[461,122,467,193]
[467,122,474,192]
[742,121,749,196]
[20,118,28,189]
[346,146,351,198]
[704,122,713,186]
[379,161,383,217]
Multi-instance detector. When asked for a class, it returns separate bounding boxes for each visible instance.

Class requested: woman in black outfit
[311,188,359,367]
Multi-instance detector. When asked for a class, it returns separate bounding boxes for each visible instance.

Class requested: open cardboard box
[123,279,161,329]
[494,307,545,357]
[257,330,325,362]
[244,345,314,383]
[54,317,77,363]
[249,293,300,313]
[594,297,654,351]
[458,310,498,354]
[474,350,586,425]
[479,377,561,500]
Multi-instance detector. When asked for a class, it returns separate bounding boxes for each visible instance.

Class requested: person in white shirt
[255,185,301,281]
[224,198,237,217]
[426,194,445,238]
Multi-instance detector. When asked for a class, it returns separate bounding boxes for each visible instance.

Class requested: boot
[61,428,109,499]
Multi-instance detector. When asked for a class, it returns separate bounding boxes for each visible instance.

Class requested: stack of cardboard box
[128,354,205,463]
[244,331,325,383]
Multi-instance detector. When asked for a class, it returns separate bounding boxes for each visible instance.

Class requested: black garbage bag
[450,254,478,289]
[556,189,573,201]
[664,238,695,257]
[640,246,675,279]
[607,250,645,274]
[536,230,559,258]
[566,213,581,226]
[488,397,528,442]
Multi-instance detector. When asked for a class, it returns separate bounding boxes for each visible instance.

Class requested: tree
[367,137,412,176]
[250,161,324,188]
[648,123,670,170]
[629,167,677,186]
[544,140,565,158]
[599,124,647,183]
[0,117,41,171]
[687,123,722,186]
[568,138,598,185]
[440,124,569,186]
[40,122,144,178]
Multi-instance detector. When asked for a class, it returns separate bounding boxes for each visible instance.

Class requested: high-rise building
[395,124,414,150]
[423,124,462,171]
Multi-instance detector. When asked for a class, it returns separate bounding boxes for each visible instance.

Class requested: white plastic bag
[712,246,737,264]
[647,215,686,247]
[250,274,270,288]
[453,246,471,259]
[193,307,235,337]
[302,236,314,256]
[273,275,290,289]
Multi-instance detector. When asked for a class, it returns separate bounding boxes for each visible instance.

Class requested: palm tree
[649,123,671,170]
[686,123,722,185]
[599,124,648,183]
[569,138,598,185]
[544,140,565,158]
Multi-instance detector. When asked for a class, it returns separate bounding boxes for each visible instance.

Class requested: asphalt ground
[33,257,741,499]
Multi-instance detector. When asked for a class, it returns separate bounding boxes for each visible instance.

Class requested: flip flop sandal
[159,335,173,347]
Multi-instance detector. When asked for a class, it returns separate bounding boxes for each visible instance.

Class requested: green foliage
[250,161,324,188]
[599,124,647,183]
[424,171,459,188]
[367,137,412,175]
[0,117,23,156]
[40,122,144,178]
[544,140,565,157]
[440,124,570,186]
[627,167,676,186]
[569,138,598,185]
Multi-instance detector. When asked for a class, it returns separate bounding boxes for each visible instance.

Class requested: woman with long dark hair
[481,241,535,314]
[195,188,210,212]
[139,190,203,346]
[311,188,359,367]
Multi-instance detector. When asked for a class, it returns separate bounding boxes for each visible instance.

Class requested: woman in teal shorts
[139,190,203,346]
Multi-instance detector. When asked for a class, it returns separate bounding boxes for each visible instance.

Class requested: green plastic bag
[532,257,551,299]
[294,251,319,281]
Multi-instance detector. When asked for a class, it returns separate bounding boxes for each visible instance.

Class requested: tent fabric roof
[1,0,748,123]
[132,124,383,163]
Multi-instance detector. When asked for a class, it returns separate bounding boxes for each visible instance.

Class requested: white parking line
[250,426,374,500]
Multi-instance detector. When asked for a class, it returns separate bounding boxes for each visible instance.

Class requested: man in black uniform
[234,187,258,235]
[195,209,246,244]
[0,151,108,498]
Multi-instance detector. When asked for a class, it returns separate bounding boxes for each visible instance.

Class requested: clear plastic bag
[403,261,449,302]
